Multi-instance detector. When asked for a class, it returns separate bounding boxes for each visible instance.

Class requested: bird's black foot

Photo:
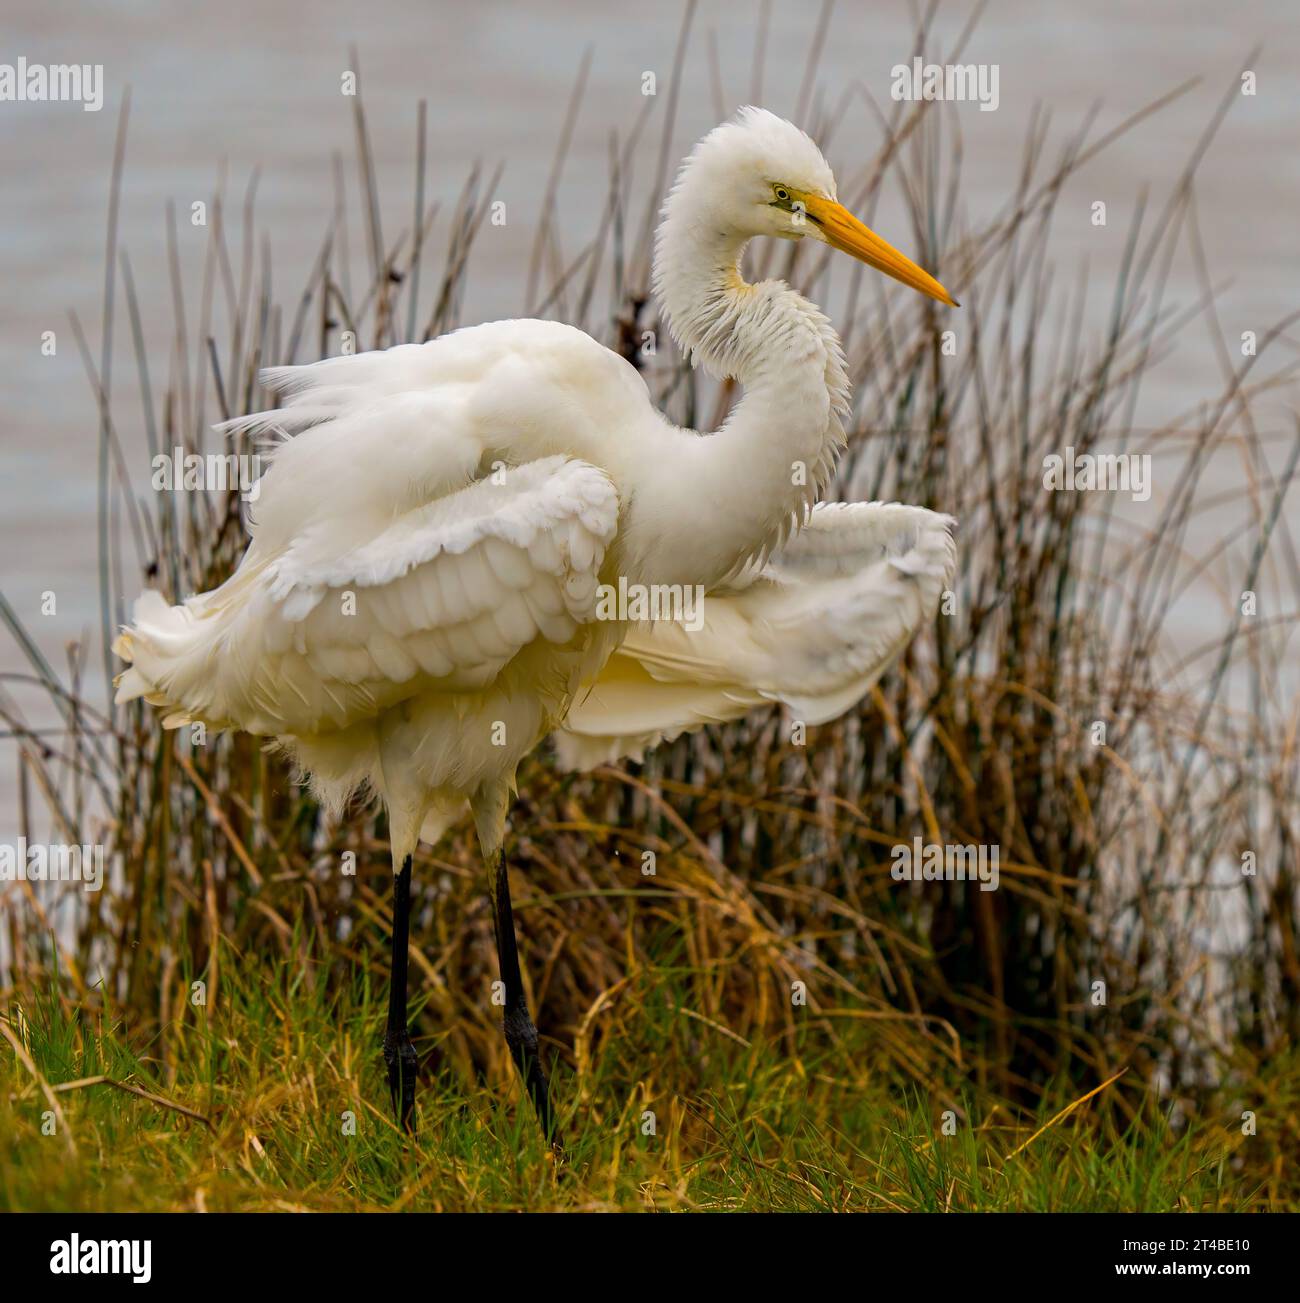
[384,852,418,1133]
[383,1026,418,1133]
[503,1005,558,1148]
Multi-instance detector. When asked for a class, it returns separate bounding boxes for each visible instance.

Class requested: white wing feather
[115,330,631,738]
[552,502,956,770]
[117,448,618,736]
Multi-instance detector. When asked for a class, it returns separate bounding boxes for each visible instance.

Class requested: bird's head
[664,106,957,308]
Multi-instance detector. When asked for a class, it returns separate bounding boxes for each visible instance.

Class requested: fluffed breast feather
[553,502,957,770]
[114,454,620,737]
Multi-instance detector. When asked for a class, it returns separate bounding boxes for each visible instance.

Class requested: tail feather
[111,589,210,721]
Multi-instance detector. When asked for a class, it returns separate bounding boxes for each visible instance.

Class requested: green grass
[1,949,1277,1212]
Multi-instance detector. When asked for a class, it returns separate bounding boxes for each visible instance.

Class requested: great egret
[114,107,958,1140]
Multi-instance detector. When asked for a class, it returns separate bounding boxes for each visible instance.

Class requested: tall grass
[2,3,1296,1206]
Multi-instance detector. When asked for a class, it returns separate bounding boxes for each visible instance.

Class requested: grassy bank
[4,948,1289,1212]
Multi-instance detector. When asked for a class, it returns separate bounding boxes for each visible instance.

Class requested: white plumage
[114,109,959,873]
[112,107,959,1134]
[555,501,956,770]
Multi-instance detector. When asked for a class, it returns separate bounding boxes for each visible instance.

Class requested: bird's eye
[773,185,791,203]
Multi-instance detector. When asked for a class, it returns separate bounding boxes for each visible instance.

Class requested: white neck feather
[646,197,850,585]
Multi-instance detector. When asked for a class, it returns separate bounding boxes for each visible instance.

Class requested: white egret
[114,107,958,1139]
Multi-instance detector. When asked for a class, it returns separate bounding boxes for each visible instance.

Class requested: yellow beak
[802,194,958,308]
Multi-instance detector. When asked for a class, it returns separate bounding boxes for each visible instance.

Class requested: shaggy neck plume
[650,184,850,581]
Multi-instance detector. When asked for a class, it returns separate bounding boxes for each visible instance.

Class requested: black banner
[6,1211,1287,1289]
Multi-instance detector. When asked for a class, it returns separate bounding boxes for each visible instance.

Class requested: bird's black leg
[383,853,418,1133]
[488,851,557,1144]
